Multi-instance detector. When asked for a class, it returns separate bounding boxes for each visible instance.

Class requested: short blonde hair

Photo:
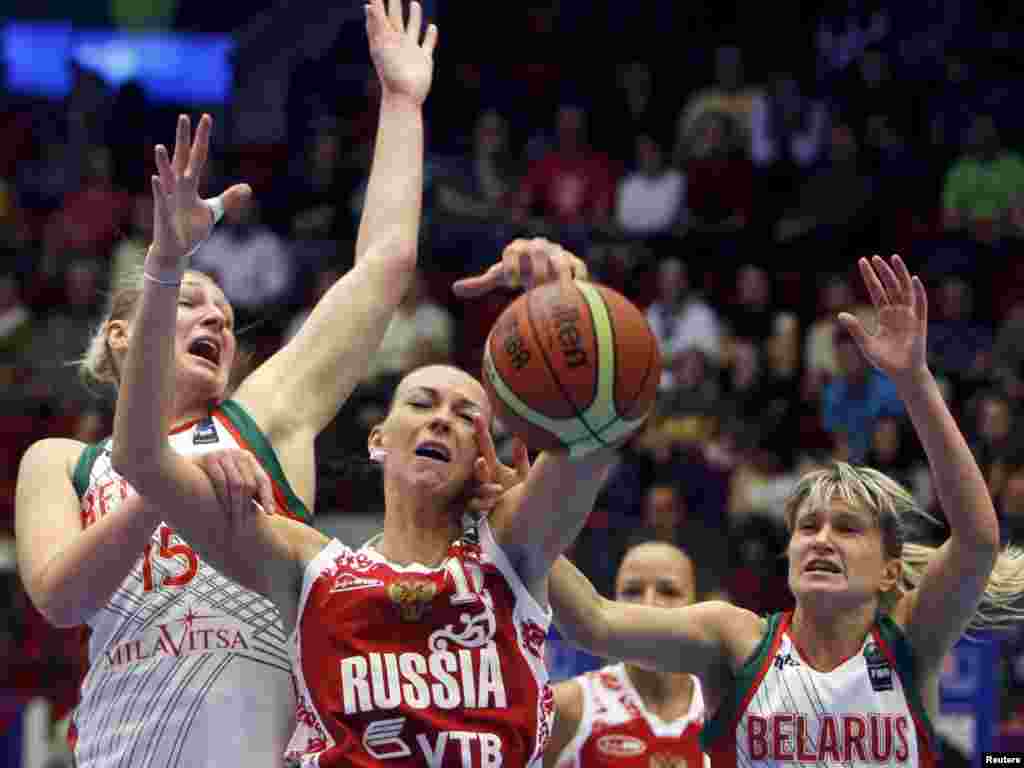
[785,461,1024,633]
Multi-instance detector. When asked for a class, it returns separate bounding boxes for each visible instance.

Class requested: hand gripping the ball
[452,238,589,298]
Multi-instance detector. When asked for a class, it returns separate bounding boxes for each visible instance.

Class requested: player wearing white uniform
[15,0,440,764]
[536,255,1024,766]
[701,611,935,766]
[68,404,310,767]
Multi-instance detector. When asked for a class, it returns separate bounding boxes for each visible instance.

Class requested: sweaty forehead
[617,543,695,589]
[182,274,232,309]
[400,367,490,412]
[797,498,874,523]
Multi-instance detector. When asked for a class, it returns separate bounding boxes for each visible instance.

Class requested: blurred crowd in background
[3,0,1024,761]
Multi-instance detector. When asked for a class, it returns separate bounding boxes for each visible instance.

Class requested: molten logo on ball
[552,304,587,368]
[497,316,531,370]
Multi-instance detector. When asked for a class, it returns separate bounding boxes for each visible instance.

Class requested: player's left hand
[466,415,531,515]
[150,114,251,271]
[452,237,588,299]
[366,0,437,106]
[838,254,928,384]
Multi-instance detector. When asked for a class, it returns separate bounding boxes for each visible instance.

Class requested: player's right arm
[543,679,584,768]
[15,438,160,627]
[548,556,764,681]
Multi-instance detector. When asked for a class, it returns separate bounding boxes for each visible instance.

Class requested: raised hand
[150,114,251,270]
[452,238,588,299]
[365,0,437,105]
[838,255,928,383]
[467,415,531,515]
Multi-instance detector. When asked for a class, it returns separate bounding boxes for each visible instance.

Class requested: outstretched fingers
[422,22,438,54]
[871,255,905,305]
[406,1,421,39]
[171,114,191,177]
[858,256,889,309]
[185,114,212,185]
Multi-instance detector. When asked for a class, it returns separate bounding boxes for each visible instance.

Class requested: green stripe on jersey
[701,612,784,751]
[72,440,108,500]
[877,613,939,750]
[218,399,312,523]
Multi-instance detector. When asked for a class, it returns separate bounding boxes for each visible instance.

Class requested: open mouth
[414,442,451,462]
[188,338,221,366]
[805,559,841,574]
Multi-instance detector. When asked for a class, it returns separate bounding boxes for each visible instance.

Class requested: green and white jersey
[702,612,939,768]
[68,400,311,768]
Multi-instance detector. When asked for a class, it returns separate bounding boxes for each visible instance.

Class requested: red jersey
[555,664,706,768]
[285,517,554,767]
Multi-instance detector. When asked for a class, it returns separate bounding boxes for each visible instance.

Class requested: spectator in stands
[192,199,296,328]
[0,273,32,363]
[834,47,908,145]
[644,258,721,391]
[942,114,1024,243]
[724,263,774,346]
[751,73,828,170]
[516,104,617,247]
[967,389,1016,486]
[655,346,720,450]
[774,123,875,270]
[725,425,803,530]
[614,133,686,237]
[15,141,74,218]
[592,60,672,166]
[993,303,1024,400]
[108,194,153,291]
[926,49,983,158]
[821,324,904,463]
[27,260,104,410]
[994,450,1024,543]
[678,46,766,159]
[804,273,857,399]
[864,414,930,508]
[815,3,891,77]
[42,147,130,273]
[927,276,993,397]
[751,73,829,229]
[366,267,454,390]
[641,484,687,546]
[277,124,351,243]
[678,112,753,240]
[433,109,521,273]
[719,514,793,615]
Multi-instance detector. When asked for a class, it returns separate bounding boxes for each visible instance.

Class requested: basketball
[482,279,661,458]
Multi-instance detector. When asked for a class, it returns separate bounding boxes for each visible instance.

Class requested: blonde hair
[784,461,1024,633]
[79,266,249,394]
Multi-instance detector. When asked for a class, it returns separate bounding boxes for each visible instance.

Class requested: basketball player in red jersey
[544,541,707,768]
[108,5,615,768]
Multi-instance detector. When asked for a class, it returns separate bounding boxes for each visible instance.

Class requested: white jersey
[69,400,312,768]
[702,612,940,767]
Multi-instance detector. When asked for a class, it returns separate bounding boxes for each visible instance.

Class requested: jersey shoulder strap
[71,438,110,500]
[700,611,787,750]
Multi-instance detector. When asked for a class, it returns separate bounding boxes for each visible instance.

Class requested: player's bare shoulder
[697,600,768,673]
[19,437,87,482]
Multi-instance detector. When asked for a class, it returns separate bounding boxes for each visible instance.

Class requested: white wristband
[206,195,225,226]
[182,195,226,259]
[143,268,184,287]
